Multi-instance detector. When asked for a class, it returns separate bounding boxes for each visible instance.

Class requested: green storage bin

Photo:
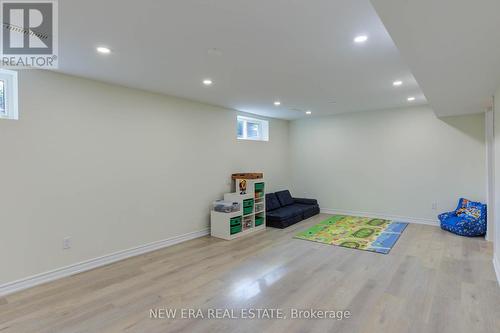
[230,216,242,226]
[255,183,265,191]
[243,206,253,215]
[230,224,242,235]
[243,199,254,207]
[255,217,264,226]
[243,199,254,215]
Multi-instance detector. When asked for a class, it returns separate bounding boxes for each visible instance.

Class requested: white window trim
[0,69,19,120]
[237,115,269,141]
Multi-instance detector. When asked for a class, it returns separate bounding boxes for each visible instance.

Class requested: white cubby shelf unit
[210,179,266,240]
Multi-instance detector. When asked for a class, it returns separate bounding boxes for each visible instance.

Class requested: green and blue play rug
[295,215,408,254]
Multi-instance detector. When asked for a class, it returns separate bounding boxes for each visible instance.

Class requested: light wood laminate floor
[1,214,499,333]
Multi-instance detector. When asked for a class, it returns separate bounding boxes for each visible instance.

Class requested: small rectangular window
[0,69,18,120]
[237,116,269,141]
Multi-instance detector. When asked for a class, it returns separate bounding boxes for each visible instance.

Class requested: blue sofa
[438,198,487,237]
[266,190,320,228]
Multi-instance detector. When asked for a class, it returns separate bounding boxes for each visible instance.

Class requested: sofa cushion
[440,215,473,236]
[276,190,294,207]
[457,207,482,220]
[266,193,281,211]
[266,205,304,221]
[294,198,318,205]
[294,203,319,215]
[302,205,320,219]
[455,198,484,220]
[266,214,303,229]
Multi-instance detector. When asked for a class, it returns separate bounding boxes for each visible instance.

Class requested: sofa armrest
[294,198,318,205]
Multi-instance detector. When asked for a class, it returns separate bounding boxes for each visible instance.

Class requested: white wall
[289,106,486,222]
[494,87,500,279]
[0,70,290,286]
[486,109,495,241]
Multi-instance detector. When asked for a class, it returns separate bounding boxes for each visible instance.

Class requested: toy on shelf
[238,179,247,194]
[243,216,253,229]
[255,201,264,213]
[212,200,240,213]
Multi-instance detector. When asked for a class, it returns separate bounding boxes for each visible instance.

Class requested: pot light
[407,97,416,102]
[96,46,111,54]
[354,35,368,43]
[306,110,312,115]
[207,48,223,56]
[203,79,213,86]
[393,80,403,86]
[274,101,281,106]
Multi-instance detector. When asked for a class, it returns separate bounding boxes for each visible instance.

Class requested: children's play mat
[295,215,408,254]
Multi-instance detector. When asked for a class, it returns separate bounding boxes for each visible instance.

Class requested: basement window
[237,116,269,141]
[0,69,18,120]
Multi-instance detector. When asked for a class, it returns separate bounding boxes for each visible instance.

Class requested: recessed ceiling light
[207,48,223,56]
[393,80,403,86]
[96,46,111,54]
[274,101,281,106]
[306,110,312,115]
[407,97,416,102]
[203,79,213,86]
[354,35,368,43]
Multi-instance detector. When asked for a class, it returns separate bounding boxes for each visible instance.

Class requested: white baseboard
[0,228,209,297]
[494,255,500,287]
[320,208,439,226]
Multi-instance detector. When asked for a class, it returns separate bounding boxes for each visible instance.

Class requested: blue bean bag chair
[438,198,487,237]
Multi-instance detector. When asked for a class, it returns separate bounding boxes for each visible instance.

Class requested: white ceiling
[57,0,426,119]
[370,0,500,117]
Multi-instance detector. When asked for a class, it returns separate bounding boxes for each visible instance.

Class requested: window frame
[0,69,19,120]
[237,115,269,142]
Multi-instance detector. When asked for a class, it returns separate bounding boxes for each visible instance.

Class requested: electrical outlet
[431,202,438,210]
[63,237,71,250]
